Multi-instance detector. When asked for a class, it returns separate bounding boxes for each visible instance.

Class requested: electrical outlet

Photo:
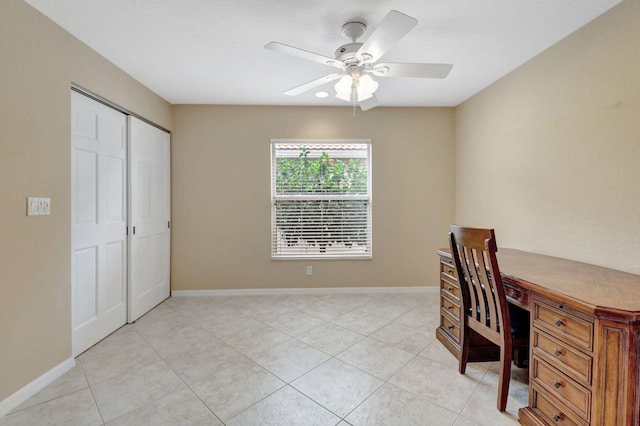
[27,197,51,216]
[306,265,312,276]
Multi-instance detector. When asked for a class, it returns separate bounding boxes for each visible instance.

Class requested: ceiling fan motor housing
[335,42,363,64]
[337,21,369,66]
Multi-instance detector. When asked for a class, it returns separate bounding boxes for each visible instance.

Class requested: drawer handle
[448,287,453,292]
[447,325,455,330]
[510,292,520,299]
[447,305,453,311]
[552,413,562,422]
[553,380,562,389]
[554,319,563,327]
[447,269,453,274]
[553,348,562,357]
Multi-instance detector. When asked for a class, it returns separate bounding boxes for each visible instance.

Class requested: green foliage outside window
[275,148,369,253]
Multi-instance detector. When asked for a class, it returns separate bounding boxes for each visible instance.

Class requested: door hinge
[133,226,136,235]
[168,221,170,229]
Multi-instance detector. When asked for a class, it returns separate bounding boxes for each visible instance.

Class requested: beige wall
[0,0,171,401]
[455,0,640,274]
[171,105,454,290]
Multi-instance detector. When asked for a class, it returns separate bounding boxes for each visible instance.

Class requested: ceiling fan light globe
[336,91,352,102]
[356,74,379,101]
[359,74,378,88]
[335,75,353,101]
[357,91,373,102]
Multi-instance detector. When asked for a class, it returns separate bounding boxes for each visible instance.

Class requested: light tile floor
[1,290,528,425]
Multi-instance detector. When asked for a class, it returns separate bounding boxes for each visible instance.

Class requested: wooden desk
[435,248,640,426]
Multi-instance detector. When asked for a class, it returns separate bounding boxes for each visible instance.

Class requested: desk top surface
[438,248,640,316]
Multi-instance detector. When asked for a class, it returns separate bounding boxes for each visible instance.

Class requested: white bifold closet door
[71,91,128,356]
[72,92,171,355]
[128,116,171,322]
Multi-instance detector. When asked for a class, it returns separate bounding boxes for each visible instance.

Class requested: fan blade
[371,62,453,79]
[360,94,378,111]
[283,73,343,96]
[356,10,418,62]
[265,42,345,70]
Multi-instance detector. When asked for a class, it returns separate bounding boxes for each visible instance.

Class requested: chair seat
[468,304,530,339]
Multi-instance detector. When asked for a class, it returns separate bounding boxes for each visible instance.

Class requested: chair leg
[458,328,469,375]
[496,344,512,412]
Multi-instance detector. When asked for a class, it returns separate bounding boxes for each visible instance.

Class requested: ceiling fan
[265,10,453,111]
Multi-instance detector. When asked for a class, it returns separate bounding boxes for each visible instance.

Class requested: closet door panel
[128,117,171,322]
[71,91,127,355]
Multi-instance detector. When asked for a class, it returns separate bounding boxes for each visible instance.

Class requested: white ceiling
[25,0,621,107]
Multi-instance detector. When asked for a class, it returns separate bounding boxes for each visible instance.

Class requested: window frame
[270,139,372,260]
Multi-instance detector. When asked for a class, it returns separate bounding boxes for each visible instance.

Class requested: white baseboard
[0,357,75,418]
[172,286,438,297]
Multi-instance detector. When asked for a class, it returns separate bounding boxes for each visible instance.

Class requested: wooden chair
[449,225,529,412]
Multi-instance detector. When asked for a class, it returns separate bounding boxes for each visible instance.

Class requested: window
[271,140,372,259]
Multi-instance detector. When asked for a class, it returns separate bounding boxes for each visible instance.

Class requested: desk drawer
[441,275,461,301]
[532,357,590,421]
[533,298,594,352]
[533,330,592,386]
[440,253,454,266]
[503,278,529,309]
[441,313,460,341]
[441,292,461,321]
[531,386,588,426]
[441,260,457,279]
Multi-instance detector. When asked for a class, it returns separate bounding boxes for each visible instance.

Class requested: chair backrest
[449,225,509,345]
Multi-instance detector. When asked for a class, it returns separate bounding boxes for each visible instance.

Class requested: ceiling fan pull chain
[352,87,356,116]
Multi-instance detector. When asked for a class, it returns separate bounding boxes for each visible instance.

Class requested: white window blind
[271,140,372,259]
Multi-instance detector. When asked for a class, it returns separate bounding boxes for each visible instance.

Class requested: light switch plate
[27,197,51,216]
